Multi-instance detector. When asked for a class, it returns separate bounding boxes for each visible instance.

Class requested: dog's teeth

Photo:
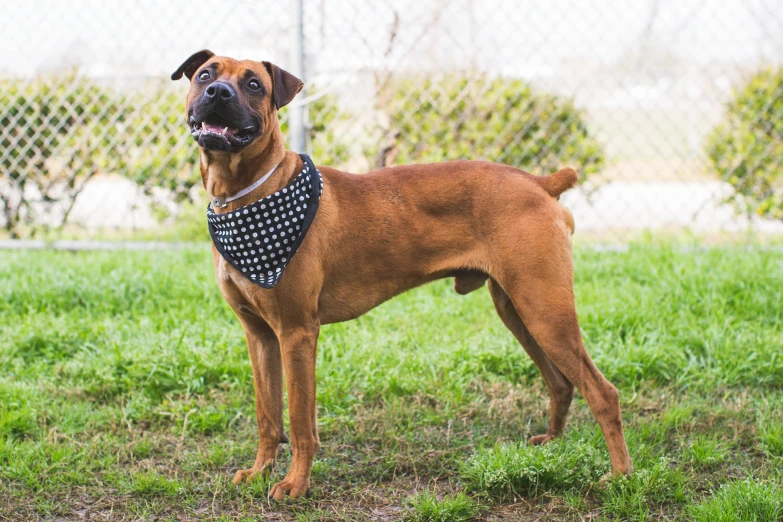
[202,121,206,131]
[221,127,228,135]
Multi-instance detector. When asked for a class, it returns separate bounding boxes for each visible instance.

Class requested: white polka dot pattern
[207,154,323,288]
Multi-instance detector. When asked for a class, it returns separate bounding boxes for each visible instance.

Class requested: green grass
[688,480,783,522]
[1,242,782,520]
[600,457,687,519]
[460,436,608,499]
[408,491,479,522]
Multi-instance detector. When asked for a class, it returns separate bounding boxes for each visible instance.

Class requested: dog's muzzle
[189,82,260,151]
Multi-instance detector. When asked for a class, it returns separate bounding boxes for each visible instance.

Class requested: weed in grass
[688,479,783,522]
[0,383,39,441]
[408,491,479,522]
[758,418,783,459]
[600,457,686,520]
[196,441,233,469]
[0,409,38,441]
[129,471,186,497]
[563,489,591,511]
[294,508,344,522]
[131,437,153,459]
[243,472,275,499]
[460,437,608,499]
[661,403,697,431]
[683,434,730,469]
[188,405,234,435]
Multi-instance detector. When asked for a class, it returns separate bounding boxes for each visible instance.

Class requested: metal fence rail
[1,0,782,239]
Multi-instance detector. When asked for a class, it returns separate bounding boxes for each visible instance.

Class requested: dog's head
[171,50,303,153]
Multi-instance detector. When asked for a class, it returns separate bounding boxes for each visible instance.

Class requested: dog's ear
[262,61,304,109]
[171,50,215,81]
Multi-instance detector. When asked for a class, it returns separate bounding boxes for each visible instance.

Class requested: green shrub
[0,76,129,236]
[707,68,783,220]
[280,90,351,166]
[0,76,351,237]
[115,87,199,202]
[0,76,199,235]
[375,74,604,178]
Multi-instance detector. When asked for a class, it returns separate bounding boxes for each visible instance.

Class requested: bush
[0,76,128,236]
[375,74,604,178]
[707,68,783,220]
[0,76,351,237]
[1,73,598,238]
[280,90,351,166]
[115,87,199,202]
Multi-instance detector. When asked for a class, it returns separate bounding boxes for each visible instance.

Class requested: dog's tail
[534,167,578,199]
[532,168,578,235]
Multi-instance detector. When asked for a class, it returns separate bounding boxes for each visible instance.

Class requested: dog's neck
[199,128,303,212]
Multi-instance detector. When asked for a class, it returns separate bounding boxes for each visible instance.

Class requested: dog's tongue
[204,122,237,136]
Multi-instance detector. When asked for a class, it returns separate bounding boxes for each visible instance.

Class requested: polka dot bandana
[207,154,323,288]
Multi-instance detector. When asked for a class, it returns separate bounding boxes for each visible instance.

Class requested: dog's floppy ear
[262,61,304,109]
[171,50,215,81]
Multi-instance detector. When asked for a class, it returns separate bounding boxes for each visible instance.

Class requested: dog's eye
[198,70,210,81]
[248,79,261,90]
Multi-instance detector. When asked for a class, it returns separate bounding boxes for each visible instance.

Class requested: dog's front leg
[270,323,320,500]
[232,314,287,485]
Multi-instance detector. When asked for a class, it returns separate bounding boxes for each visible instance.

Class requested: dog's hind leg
[232,312,287,485]
[488,278,574,444]
[490,222,632,476]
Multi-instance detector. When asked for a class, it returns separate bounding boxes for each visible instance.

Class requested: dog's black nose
[204,82,236,101]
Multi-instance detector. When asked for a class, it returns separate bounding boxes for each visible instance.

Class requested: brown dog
[172,50,633,499]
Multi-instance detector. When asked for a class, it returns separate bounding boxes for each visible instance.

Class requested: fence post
[289,0,307,153]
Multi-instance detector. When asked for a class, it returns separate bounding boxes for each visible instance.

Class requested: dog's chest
[214,255,273,318]
[212,246,252,294]
[216,255,232,282]
[207,156,322,289]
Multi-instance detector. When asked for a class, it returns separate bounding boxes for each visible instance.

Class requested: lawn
[1,243,782,521]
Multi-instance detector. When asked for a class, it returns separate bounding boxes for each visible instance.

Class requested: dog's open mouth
[189,116,259,151]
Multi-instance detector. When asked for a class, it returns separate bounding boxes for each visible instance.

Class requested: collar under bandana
[207,154,323,288]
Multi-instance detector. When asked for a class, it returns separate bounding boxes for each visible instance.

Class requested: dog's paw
[528,433,556,445]
[269,474,309,501]
[232,464,273,485]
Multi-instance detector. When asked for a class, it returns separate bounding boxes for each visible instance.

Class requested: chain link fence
[1,0,782,240]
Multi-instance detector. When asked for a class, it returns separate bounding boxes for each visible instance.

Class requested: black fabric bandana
[207,154,323,288]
